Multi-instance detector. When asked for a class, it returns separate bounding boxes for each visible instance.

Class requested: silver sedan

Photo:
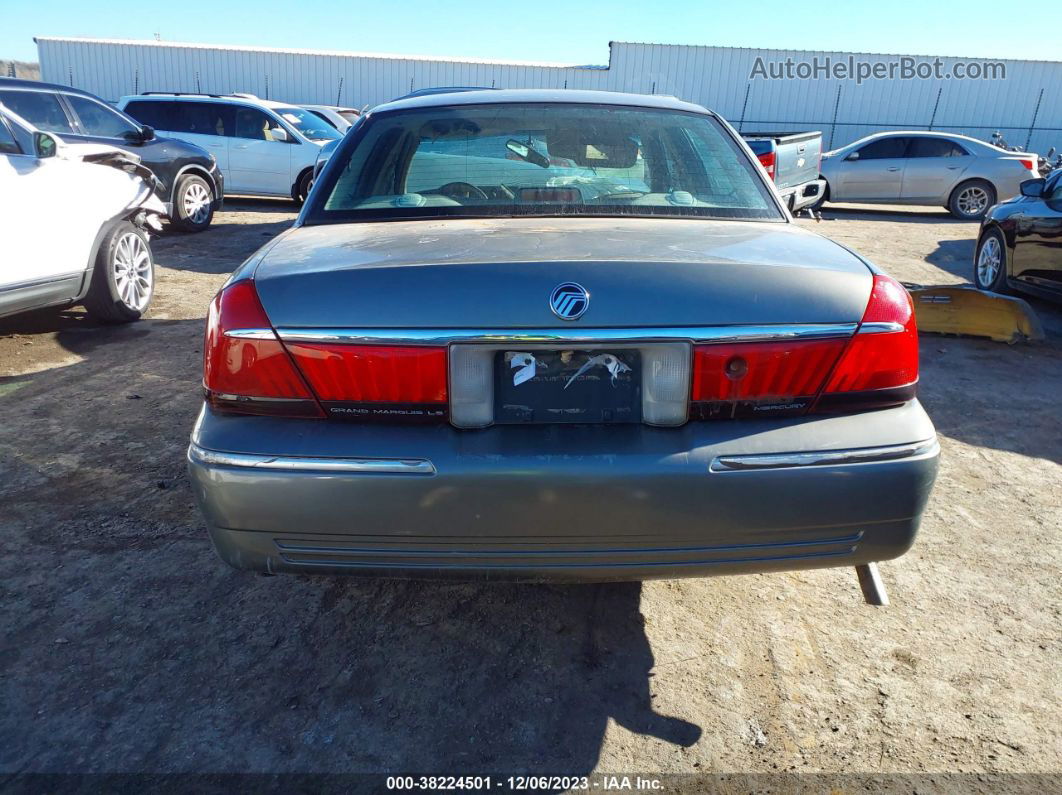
[819,131,1039,219]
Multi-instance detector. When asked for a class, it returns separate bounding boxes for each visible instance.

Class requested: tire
[82,221,155,323]
[973,227,1010,293]
[948,179,996,220]
[171,173,215,232]
[293,169,313,206]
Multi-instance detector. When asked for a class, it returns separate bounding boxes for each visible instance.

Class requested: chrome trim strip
[223,328,276,339]
[857,321,905,334]
[276,324,859,346]
[188,443,435,474]
[709,438,938,472]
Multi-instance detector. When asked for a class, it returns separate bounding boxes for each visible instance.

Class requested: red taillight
[690,273,918,419]
[1018,158,1034,171]
[757,151,776,180]
[203,280,322,417]
[691,338,846,415]
[819,274,918,410]
[286,343,448,407]
[203,280,450,421]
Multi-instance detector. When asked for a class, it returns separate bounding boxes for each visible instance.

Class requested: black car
[0,78,224,232]
[975,169,1062,302]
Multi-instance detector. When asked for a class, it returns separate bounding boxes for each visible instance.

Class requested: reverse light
[203,280,322,417]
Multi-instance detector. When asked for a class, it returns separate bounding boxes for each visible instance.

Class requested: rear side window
[65,95,139,138]
[170,102,233,137]
[0,90,74,133]
[234,107,282,140]
[123,100,173,130]
[856,137,908,159]
[908,138,968,158]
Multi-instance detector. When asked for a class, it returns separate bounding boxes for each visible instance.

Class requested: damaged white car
[0,103,166,323]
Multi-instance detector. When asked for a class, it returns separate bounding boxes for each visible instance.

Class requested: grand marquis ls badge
[549,282,590,320]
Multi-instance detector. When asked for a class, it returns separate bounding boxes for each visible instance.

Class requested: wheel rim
[183,182,212,225]
[957,186,990,216]
[977,236,1001,286]
[112,232,153,311]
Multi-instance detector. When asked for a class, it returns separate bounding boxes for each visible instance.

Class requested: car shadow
[922,238,977,282]
[819,205,967,223]
[0,316,701,776]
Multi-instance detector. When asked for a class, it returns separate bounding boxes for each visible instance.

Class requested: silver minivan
[119,93,341,202]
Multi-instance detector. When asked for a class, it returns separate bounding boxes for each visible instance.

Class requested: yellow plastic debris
[905,284,1045,344]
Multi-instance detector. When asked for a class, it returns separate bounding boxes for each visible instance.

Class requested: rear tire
[948,179,996,220]
[83,221,154,323]
[293,169,313,206]
[171,174,215,232]
[973,227,1010,293]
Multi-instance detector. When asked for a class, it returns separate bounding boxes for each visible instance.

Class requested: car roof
[372,88,713,116]
[845,130,996,149]
[0,77,105,100]
[120,93,301,111]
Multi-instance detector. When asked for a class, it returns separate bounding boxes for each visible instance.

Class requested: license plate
[494,350,641,424]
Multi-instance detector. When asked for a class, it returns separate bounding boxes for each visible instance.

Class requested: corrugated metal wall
[36,37,1062,153]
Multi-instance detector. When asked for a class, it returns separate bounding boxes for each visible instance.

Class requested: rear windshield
[306,103,781,223]
[272,107,342,141]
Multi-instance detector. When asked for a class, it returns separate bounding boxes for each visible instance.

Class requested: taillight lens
[818,273,918,410]
[691,338,846,418]
[285,343,448,421]
[1018,158,1034,171]
[757,151,776,180]
[203,280,322,417]
[690,273,917,419]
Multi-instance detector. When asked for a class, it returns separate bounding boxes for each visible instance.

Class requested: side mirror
[269,126,290,143]
[34,132,58,159]
[845,151,860,162]
[1020,178,1045,198]
[139,124,155,142]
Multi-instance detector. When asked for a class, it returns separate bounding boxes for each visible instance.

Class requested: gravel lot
[1,200,1059,785]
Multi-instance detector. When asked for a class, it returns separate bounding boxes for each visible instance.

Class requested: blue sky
[4,0,1060,64]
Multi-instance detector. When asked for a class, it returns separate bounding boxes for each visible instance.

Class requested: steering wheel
[438,181,489,201]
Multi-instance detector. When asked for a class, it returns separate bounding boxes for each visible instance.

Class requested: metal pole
[855,563,889,606]
[336,77,343,106]
[1025,88,1044,152]
[737,84,751,132]
[927,87,943,131]
[827,84,843,150]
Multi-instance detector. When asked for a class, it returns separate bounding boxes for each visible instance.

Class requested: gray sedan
[819,131,1039,219]
[187,89,938,583]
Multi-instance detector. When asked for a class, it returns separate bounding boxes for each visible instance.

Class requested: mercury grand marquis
[187,89,939,584]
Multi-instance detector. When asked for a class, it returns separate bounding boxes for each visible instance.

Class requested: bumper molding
[187,443,435,475]
[710,438,939,472]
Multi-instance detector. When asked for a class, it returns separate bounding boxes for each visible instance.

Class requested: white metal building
[36,37,1062,153]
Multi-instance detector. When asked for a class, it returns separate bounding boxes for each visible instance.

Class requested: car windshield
[308,103,781,223]
[273,106,342,141]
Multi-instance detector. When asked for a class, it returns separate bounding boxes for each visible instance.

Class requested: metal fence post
[827,84,843,150]
[1025,88,1044,152]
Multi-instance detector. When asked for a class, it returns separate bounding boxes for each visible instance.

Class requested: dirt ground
[1,200,1059,787]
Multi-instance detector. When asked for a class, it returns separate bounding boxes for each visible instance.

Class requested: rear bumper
[187,402,939,581]
[778,179,826,212]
